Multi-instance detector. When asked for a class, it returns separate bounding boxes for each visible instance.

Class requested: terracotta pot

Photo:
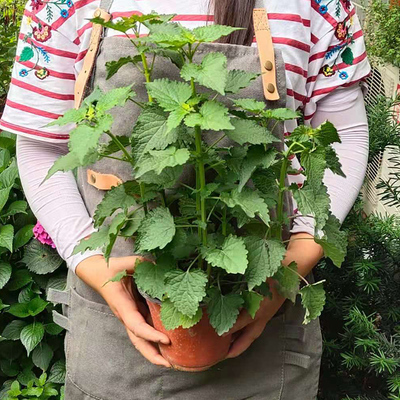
[146,299,232,372]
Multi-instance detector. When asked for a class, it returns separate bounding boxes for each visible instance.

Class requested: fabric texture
[0,0,371,142]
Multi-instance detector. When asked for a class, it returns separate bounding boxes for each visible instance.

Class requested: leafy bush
[365,0,400,67]
[317,199,400,400]
[0,137,67,399]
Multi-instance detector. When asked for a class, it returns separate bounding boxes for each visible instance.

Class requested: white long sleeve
[290,83,369,236]
[16,137,103,273]
[16,83,369,271]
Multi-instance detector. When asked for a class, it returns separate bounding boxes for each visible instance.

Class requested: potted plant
[45,13,348,371]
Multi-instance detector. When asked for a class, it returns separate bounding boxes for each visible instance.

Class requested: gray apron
[48,0,322,398]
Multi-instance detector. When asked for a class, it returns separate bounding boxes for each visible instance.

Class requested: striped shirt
[0,0,371,143]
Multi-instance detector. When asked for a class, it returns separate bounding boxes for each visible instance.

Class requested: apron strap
[74,2,279,108]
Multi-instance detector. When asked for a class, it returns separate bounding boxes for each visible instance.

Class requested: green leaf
[46,107,87,127]
[13,225,34,250]
[146,79,192,111]
[132,105,181,162]
[0,187,12,213]
[72,225,109,255]
[7,269,32,291]
[44,323,64,335]
[21,386,44,397]
[325,145,345,177]
[238,146,277,192]
[273,262,300,303]
[165,269,207,317]
[299,281,326,324]
[99,135,130,157]
[1,360,19,377]
[242,291,263,319]
[262,108,300,121]
[21,240,63,275]
[6,303,30,318]
[7,380,21,396]
[93,182,137,227]
[134,260,173,300]
[221,187,270,225]
[135,147,191,178]
[341,47,354,65]
[301,147,326,193]
[292,184,330,231]
[227,118,278,145]
[104,213,127,261]
[48,360,66,384]
[204,235,248,274]
[206,288,243,335]
[2,321,28,341]
[140,166,183,188]
[233,98,266,114]
[96,85,136,111]
[1,200,27,218]
[27,297,49,317]
[314,214,348,267]
[103,270,128,286]
[314,121,341,147]
[0,224,14,252]
[20,46,34,62]
[20,323,45,355]
[0,262,12,289]
[0,159,18,187]
[18,367,37,386]
[106,55,142,79]
[32,343,54,371]
[181,52,227,94]
[244,238,286,290]
[160,299,202,330]
[136,207,176,252]
[192,25,241,42]
[225,70,259,94]
[185,101,234,131]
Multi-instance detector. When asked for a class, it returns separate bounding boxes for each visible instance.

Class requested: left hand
[225,232,324,359]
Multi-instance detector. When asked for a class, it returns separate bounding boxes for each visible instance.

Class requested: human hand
[75,255,171,368]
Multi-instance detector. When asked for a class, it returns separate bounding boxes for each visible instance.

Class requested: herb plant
[46,13,348,336]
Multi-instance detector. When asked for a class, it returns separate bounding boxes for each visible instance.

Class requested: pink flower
[33,221,56,249]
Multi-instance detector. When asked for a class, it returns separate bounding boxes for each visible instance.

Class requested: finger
[126,329,171,368]
[223,309,253,336]
[119,301,170,345]
[226,322,264,359]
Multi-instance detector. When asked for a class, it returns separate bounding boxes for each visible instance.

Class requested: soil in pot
[146,300,233,372]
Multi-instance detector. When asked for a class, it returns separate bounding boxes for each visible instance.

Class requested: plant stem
[275,156,289,241]
[222,206,227,236]
[141,53,153,103]
[106,131,134,165]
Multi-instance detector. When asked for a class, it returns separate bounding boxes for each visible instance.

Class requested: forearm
[16,135,103,272]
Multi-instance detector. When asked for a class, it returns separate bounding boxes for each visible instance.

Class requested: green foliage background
[0,2,399,400]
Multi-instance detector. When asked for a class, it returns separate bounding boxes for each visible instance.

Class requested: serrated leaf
[227,118,278,146]
[48,360,66,384]
[244,237,286,290]
[325,145,345,177]
[20,323,45,355]
[47,107,87,127]
[139,166,183,188]
[160,299,202,330]
[165,269,207,317]
[106,55,142,79]
[0,262,12,289]
[204,235,248,274]
[242,291,263,319]
[103,269,128,286]
[72,226,109,255]
[206,288,243,335]
[181,52,227,94]
[299,281,326,324]
[136,207,176,252]
[21,240,63,275]
[225,70,258,94]
[146,79,192,111]
[132,104,179,161]
[262,108,300,121]
[2,321,28,341]
[314,214,348,267]
[185,101,234,131]
[273,262,300,303]
[233,98,266,113]
[192,24,241,42]
[20,46,34,62]
[221,187,270,225]
[135,147,190,178]
[93,182,137,227]
[96,85,136,111]
[32,343,53,371]
[134,261,173,300]
[301,147,326,193]
[314,121,341,147]
[0,224,14,252]
[238,146,277,191]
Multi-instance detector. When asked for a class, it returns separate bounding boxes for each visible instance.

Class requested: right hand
[75,255,171,368]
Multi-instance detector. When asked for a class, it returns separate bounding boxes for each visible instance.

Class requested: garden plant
[44,13,348,369]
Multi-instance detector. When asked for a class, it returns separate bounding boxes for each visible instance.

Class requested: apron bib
[48,1,322,398]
